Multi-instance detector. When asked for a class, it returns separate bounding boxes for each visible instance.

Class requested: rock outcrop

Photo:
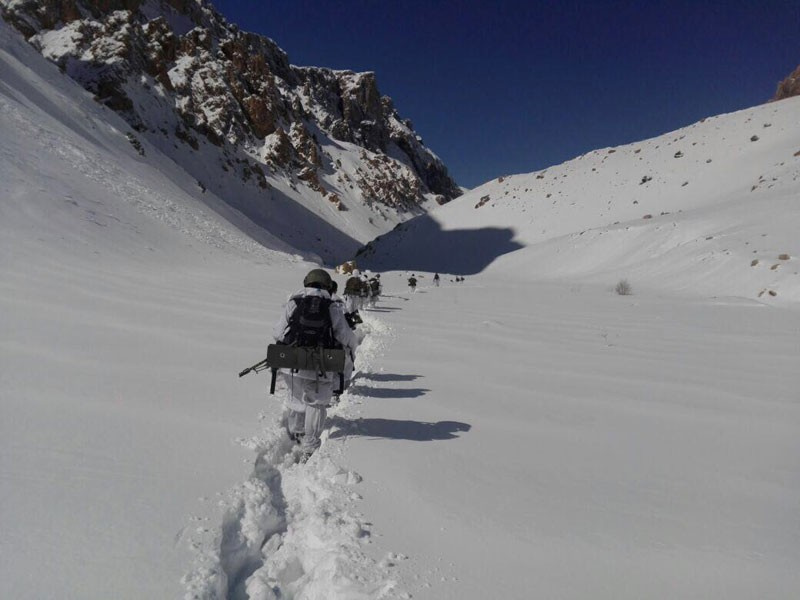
[773,64,800,101]
[0,0,461,260]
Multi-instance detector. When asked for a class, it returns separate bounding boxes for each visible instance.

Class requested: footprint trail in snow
[183,315,407,600]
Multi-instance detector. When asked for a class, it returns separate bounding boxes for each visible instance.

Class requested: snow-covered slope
[360,98,800,303]
[1,17,299,598]
[0,18,411,599]
[3,13,800,600]
[1,0,461,263]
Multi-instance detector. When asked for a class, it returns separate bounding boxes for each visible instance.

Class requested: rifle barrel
[239,357,270,378]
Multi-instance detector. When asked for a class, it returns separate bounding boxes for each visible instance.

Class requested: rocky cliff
[1,0,461,261]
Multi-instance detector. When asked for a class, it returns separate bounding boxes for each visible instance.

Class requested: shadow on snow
[328,417,471,442]
[360,373,423,382]
[356,214,524,274]
[347,385,430,399]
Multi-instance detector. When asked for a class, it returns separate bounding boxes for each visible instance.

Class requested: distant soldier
[329,280,356,399]
[367,274,382,307]
[358,270,371,307]
[408,274,418,293]
[344,273,365,311]
[433,273,440,287]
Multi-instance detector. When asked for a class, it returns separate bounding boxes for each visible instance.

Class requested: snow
[15,1,451,266]
[360,98,800,303]
[346,277,800,598]
[2,16,800,600]
[31,22,84,61]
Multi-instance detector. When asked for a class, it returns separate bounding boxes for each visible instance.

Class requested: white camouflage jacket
[272,287,358,378]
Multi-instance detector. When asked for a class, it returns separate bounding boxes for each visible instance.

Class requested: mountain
[4,11,800,600]
[358,96,800,303]
[0,0,461,263]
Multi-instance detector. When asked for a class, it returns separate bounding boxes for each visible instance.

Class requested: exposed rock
[326,192,347,211]
[289,122,321,167]
[297,165,325,195]
[143,17,177,90]
[264,128,296,168]
[1,0,461,223]
[355,150,422,212]
[773,64,800,101]
[0,0,82,37]
[242,96,276,138]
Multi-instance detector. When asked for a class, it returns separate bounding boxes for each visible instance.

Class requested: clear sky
[211,0,799,189]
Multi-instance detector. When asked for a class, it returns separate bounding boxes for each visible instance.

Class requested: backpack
[344,276,362,295]
[282,294,334,348]
[369,278,380,294]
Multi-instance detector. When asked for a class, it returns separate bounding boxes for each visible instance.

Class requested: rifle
[239,345,347,395]
[238,358,270,378]
[344,311,362,329]
[239,357,279,393]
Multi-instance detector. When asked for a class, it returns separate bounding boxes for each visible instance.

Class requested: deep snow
[2,16,800,600]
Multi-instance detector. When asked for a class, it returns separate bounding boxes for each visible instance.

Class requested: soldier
[367,273,382,307]
[272,269,358,460]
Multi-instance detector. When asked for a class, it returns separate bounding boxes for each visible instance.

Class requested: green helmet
[303,268,333,290]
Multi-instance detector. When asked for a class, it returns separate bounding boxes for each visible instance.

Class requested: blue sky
[212,0,799,189]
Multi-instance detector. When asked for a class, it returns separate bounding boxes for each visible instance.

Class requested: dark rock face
[773,64,800,101]
[1,0,461,219]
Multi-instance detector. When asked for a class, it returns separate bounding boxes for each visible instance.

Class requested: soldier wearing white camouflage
[330,280,356,395]
[367,273,381,307]
[272,269,358,460]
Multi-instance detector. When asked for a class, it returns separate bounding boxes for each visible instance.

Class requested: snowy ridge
[183,316,409,600]
[360,97,800,303]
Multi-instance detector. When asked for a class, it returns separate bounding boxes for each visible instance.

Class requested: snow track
[183,315,406,600]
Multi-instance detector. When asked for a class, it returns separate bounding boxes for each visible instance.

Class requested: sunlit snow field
[2,17,799,600]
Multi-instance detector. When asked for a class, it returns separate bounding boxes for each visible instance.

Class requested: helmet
[303,268,333,290]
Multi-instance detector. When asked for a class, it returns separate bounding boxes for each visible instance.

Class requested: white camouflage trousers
[283,372,333,454]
